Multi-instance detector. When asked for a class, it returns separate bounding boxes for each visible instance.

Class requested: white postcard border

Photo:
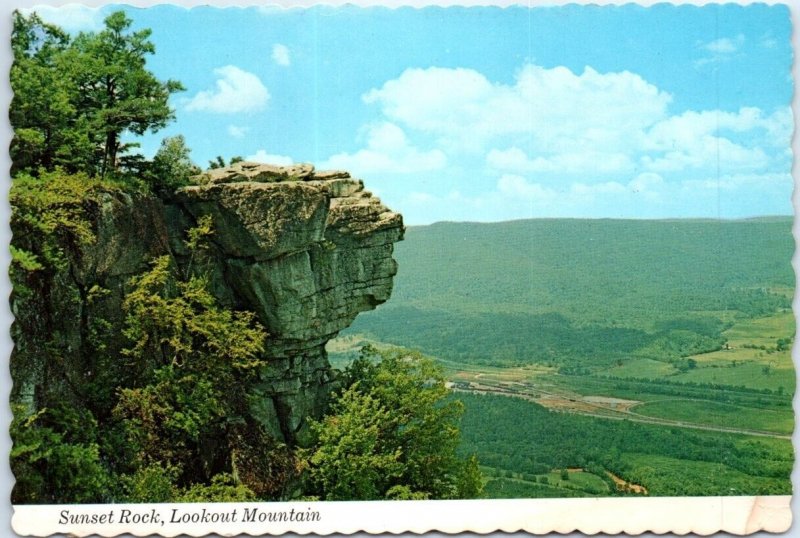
[10,496,793,536]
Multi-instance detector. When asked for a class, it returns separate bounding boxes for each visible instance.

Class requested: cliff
[11,162,404,447]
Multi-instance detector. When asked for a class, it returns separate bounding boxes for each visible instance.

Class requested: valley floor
[329,308,795,499]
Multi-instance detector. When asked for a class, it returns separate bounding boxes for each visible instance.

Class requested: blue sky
[28,3,794,224]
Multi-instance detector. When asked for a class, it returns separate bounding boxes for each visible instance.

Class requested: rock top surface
[195,161,353,185]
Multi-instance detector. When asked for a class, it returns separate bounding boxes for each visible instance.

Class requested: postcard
[5,1,796,536]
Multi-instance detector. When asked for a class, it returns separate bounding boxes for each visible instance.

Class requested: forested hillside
[335,217,794,497]
[346,218,793,368]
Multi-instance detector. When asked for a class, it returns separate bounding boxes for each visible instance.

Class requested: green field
[332,217,796,498]
[632,399,794,434]
[482,470,611,499]
[619,453,791,496]
[605,358,678,378]
[483,478,587,499]
[670,361,795,392]
[456,392,792,497]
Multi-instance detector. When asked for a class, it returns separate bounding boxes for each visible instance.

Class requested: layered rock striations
[12,161,403,446]
[174,163,404,443]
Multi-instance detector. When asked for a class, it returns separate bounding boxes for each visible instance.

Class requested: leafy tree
[208,156,226,169]
[148,135,201,192]
[66,11,184,176]
[307,387,403,499]
[177,473,257,502]
[113,252,267,481]
[306,347,482,500]
[120,464,180,503]
[208,155,244,170]
[121,465,257,502]
[10,10,183,177]
[456,455,484,498]
[10,11,74,175]
[11,405,111,503]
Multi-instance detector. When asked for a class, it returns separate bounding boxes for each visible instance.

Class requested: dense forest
[9,11,479,504]
[338,208,794,498]
[457,393,791,497]
[347,218,793,368]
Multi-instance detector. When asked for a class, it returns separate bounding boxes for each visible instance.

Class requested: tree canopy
[305,347,483,500]
[10,10,183,178]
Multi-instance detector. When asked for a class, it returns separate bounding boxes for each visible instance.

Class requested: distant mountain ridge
[344,217,793,367]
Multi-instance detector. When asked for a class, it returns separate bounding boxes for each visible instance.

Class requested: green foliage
[347,218,793,369]
[208,156,226,169]
[9,170,123,382]
[147,135,201,192]
[121,464,179,503]
[10,11,73,175]
[120,255,266,373]
[306,347,483,500]
[11,405,111,503]
[177,473,257,502]
[228,423,302,499]
[114,251,267,483]
[10,245,44,272]
[10,171,121,270]
[308,388,404,499]
[186,214,214,249]
[208,155,244,169]
[10,10,183,177]
[455,455,484,498]
[457,392,792,497]
[114,366,222,469]
[121,466,257,503]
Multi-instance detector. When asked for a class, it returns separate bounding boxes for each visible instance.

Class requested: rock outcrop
[11,162,404,447]
[174,163,403,443]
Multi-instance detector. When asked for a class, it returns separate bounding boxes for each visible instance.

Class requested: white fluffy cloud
[487,147,635,174]
[639,107,786,173]
[186,66,270,114]
[703,35,745,54]
[694,35,745,69]
[244,150,294,166]
[331,62,789,223]
[227,125,249,139]
[364,63,788,181]
[403,169,789,224]
[486,103,788,177]
[24,5,105,33]
[321,122,446,175]
[272,44,291,67]
[364,64,672,154]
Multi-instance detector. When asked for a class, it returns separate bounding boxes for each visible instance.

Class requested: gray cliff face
[173,163,404,443]
[12,162,403,447]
